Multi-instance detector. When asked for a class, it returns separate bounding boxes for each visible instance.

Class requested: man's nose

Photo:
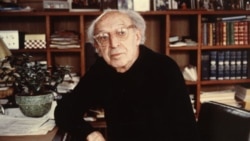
[109,34,120,48]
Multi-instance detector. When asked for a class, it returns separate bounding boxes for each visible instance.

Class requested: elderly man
[55,9,199,141]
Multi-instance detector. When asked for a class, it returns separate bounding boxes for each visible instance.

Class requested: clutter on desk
[0,105,56,136]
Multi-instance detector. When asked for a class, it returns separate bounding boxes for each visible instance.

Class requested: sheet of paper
[0,108,55,136]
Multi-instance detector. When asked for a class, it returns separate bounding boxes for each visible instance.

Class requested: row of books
[68,0,250,11]
[194,0,247,10]
[201,50,248,80]
[202,15,250,46]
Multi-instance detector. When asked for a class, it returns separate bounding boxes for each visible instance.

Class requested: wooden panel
[0,16,46,34]
[51,52,81,75]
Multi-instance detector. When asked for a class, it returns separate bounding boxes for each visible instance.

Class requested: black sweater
[55,45,199,141]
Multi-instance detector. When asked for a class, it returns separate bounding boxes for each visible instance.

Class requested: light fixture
[0,38,12,107]
[0,38,12,60]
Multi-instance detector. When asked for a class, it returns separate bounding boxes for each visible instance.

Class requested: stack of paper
[200,90,240,107]
[0,102,57,136]
[50,31,80,49]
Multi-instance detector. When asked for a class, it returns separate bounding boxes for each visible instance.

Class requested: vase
[15,92,54,117]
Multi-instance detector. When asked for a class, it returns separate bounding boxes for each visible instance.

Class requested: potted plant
[0,54,72,117]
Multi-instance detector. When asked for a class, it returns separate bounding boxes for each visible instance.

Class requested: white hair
[87,9,146,46]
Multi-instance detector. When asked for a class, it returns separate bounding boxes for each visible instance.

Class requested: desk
[0,127,60,141]
[0,120,107,141]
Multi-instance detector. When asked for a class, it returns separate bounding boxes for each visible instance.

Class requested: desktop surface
[0,127,58,141]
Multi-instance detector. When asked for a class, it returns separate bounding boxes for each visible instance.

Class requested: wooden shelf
[1,10,250,115]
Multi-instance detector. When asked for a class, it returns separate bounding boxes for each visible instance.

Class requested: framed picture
[117,0,133,10]
[153,0,170,10]
[68,0,101,12]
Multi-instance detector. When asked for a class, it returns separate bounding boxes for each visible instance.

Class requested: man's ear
[94,44,102,57]
[135,29,142,46]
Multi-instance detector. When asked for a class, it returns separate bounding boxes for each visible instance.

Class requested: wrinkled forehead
[95,12,132,30]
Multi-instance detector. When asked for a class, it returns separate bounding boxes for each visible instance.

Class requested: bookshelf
[1,10,250,115]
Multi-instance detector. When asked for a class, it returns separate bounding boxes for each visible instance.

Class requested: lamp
[0,38,13,106]
[0,38,12,60]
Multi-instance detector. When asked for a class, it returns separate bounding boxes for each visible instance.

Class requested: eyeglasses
[93,25,135,47]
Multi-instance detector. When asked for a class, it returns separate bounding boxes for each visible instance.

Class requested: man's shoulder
[140,45,176,65]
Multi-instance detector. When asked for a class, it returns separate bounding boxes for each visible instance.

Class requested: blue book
[230,50,236,80]
[201,51,210,80]
[235,50,242,79]
[217,51,224,80]
[224,50,230,80]
[210,51,217,80]
[242,50,248,79]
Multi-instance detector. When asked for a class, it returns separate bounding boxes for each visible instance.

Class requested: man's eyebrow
[95,24,128,33]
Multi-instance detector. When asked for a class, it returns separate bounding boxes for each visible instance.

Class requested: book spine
[243,21,248,45]
[235,50,242,79]
[238,21,245,45]
[210,51,217,80]
[202,22,208,46]
[222,22,227,46]
[224,50,230,80]
[226,21,230,45]
[217,51,224,80]
[242,50,248,79]
[228,21,235,45]
[216,22,221,45]
[201,51,210,80]
[233,21,239,45]
[219,22,224,45]
[208,23,213,46]
[230,50,236,80]
[212,22,216,45]
[248,21,250,45]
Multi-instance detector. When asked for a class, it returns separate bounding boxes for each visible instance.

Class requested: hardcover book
[217,51,224,80]
[229,50,236,80]
[202,22,208,45]
[209,51,217,80]
[241,50,248,79]
[234,21,239,45]
[222,21,227,46]
[215,22,221,45]
[201,51,210,80]
[235,50,242,79]
[224,50,230,80]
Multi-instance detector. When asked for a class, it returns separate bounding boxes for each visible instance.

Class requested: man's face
[94,12,141,73]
